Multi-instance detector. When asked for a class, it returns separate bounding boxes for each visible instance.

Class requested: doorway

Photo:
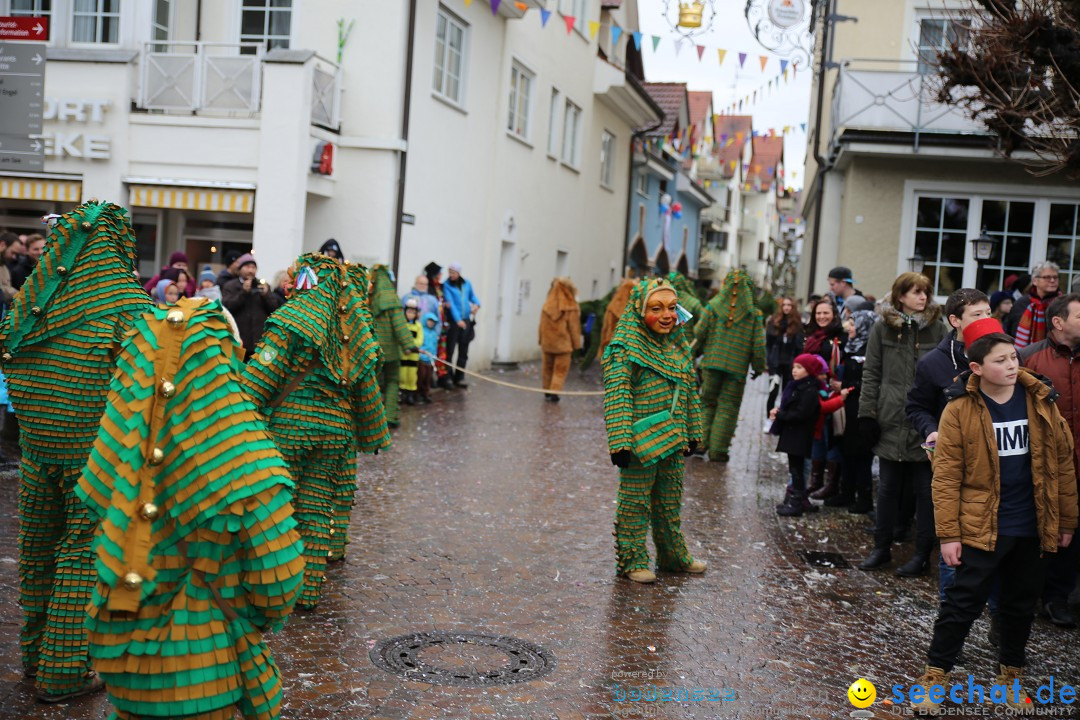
[495,240,517,363]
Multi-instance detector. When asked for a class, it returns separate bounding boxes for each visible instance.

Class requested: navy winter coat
[905,330,966,442]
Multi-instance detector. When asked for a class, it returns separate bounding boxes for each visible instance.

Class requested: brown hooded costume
[600,279,638,355]
[538,277,583,396]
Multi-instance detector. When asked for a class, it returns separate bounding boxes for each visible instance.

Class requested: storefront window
[976,199,1035,294]
[1049,203,1080,292]
[913,195,969,297]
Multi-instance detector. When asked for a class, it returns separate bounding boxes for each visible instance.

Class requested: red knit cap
[793,353,826,377]
[962,317,1006,348]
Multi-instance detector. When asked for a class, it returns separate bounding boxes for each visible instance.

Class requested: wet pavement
[0,365,1078,719]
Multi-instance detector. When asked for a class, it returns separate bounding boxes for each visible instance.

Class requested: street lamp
[908,252,925,274]
[970,231,1000,264]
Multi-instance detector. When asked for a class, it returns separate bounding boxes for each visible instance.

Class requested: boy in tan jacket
[910,318,1077,715]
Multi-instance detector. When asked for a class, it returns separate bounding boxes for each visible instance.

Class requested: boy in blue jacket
[418,312,440,403]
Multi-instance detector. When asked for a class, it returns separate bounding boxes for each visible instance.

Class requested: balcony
[138,43,342,129]
[830,60,988,150]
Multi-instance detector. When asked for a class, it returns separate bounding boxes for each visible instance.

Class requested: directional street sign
[0,17,48,41]
[0,27,45,171]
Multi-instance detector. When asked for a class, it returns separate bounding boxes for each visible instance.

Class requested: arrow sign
[0,16,50,41]
[31,53,41,64]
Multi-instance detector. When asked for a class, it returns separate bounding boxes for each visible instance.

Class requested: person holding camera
[222,253,283,361]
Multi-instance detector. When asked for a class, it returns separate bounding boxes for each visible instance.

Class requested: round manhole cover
[369,631,557,687]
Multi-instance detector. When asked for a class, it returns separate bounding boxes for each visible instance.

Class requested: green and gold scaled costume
[0,200,152,696]
[77,298,305,720]
[603,279,704,575]
[694,269,766,457]
[369,264,415,425]
[242,255,389,609]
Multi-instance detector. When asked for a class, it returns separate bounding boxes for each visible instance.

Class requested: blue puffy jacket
[444,278,480,324]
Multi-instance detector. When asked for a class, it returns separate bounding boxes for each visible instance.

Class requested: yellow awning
[0,178,82,202]
[129,185,254,213]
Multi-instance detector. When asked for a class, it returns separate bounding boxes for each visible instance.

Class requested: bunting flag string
[540,8,551,26]
[588,20,600,39]
[631,31,642,50]
[564,15,576,34]
[696,44,705,61]
[611,26,623,47]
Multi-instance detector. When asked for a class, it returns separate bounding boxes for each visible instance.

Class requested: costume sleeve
[693,306,713,355]
[931,402,964,544]
[238,487,306,632]
[685,376,703,445]
[1054,408,1079,533]
[858,323,883,419]
[906,357,940,440]
[568,308,583,350]
[352,366,391,454]
[751,312,766,374]
[603,348,635,454]
[390,308,416,351]
[240,325,314,414]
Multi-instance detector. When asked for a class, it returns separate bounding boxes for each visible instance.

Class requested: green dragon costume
[242,254,389,610]
[0,200,151,698]
[77,297,305,720]
[694,269,766,461]
[369,264,416,427]
[602,278,704,578]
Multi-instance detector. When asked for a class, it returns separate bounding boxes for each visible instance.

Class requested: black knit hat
[828,266,854,284]
[320,238,343,258]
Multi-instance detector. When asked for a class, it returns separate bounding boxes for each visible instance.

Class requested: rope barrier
[419,350,605,396]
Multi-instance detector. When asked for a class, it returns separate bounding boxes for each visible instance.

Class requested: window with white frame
[916,17,968,75]
[239,0,292,54]
[600,130,616,188]
[559,0,586,20]
[1049,203,1080,290]
[72,0,120,45]
[8,0,51,41]
[547,88,561,156]
[635,170,648,196]
[151,0,172,50]
[561,99,582,167]
[976,199,1035,293]
[913,196,971,297]
[507,62,534,140]
[433,7,467,106]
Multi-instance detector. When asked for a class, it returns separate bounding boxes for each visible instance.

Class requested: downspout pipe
[806,0,834,300]
[391,0,417,279]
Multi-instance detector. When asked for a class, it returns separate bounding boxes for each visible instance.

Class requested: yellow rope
[419,350,605,396]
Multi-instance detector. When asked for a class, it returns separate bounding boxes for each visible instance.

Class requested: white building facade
[0,0,657,365]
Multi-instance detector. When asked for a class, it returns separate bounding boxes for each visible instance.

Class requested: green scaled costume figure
[666,270,703,340]
[77,297,306,720]
[0,200,151,700]
[694,269,766,462]
[603,279,705,580]
[369,264,416,427]
[242,254,389,610]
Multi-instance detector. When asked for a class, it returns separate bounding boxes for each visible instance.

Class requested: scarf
[1015,291,1057,348]
[844,309,878,356]
[602,278,694,385]
[803,326,836,355]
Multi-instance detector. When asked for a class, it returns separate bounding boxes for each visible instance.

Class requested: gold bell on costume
[679,1,704,28]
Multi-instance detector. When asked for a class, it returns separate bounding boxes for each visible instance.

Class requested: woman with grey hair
[1010,260,1060,348]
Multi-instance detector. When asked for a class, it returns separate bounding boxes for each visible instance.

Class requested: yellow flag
[588,20,600,39]
[717,49,727,66]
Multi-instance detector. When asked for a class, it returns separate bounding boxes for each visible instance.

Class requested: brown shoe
[995,664,1034,713]
[37,671,105,704]
[678,559,707,574]
[625,569,657,583]
[910,666,947,715]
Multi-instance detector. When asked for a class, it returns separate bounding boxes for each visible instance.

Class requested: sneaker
[676,559,707,574]
[909,666,948,715]
[625,569,656,583]
[1042,600,1078,629]
[37,671,105,704]
[994,664,1034,713]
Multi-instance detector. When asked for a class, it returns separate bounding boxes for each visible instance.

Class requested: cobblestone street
[0,364,1077,719]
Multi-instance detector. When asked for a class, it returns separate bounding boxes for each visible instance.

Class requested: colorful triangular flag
[540,8,551,26]
[515,1,528,10]
[611,26,623,47]
[465,0,472,5]
[738,52,747,68]
[490,0,500,13]
[717,49,727,66]
[564,15,575,34]
[651,35,661,52]
[800,122,807,132]
[780,59,789,73]
[759,55,768,72]
[696,44,705,61]
[631,31,642,50]
[588,20,600,39]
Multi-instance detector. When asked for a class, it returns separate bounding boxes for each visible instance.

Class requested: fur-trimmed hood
[879,294,942,330]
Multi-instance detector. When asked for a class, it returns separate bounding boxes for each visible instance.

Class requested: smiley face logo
[848,678,876,708]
